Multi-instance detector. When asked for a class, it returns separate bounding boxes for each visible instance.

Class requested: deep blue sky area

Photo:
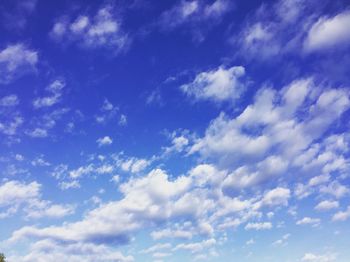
[1,0,350,261]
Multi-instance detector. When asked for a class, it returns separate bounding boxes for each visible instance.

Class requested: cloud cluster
[50,6,129,52]
[159,0,231,41]
[0,43,38,83]
[0,180,74,219]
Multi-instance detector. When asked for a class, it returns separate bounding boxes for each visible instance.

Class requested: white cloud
[320,181,349,199]
[0,115,23,136]
[0,180,40,206]
[140,243,172,254]
[0,180,73,219]
[26,128,48,138]
[332,206,350,222]
[25,203,75,219]
[114,155,151,174]
[189,78,350,190]
[315,200,339,211]
[301,252,337,262]
[9,169,192,245]
[245,222,272,230]
[59,180,80,190]
[119,114,127,126]
[159,0,231,40]
[272,233,290,246]
[50,6,129,52]
[256,187,290,208]
[96,136,113,146]
[296,217,320,227]
[181,66,245,103]
[151,229,192,240]
[0,95,19,107]
[0,43,38,83]
[33,80,65,109]
[69,164,94,179]
[173,238,216,253]
[9,240,134,262]
[304,11,350,52]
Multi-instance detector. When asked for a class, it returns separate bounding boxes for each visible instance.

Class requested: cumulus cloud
[9,169,192,245]
[0,43,38,83]
[96,136,113,146]
[256,187,290,208]
[113,154,151,174]
[304,11,350,52]
[50,6,129,52]
[181,66,245,103]
[0,180,73,219]
[189,78,350,189]
[315,200,339,211]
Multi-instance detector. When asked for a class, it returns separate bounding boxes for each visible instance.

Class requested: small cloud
[97,136,113,146]
[50,6,129,53]
[245,222,272,230]
[0,95,19,107]
[33,79,65,109]
[180,66,246,103]
[296,217,320,227]
[119,114,127,126]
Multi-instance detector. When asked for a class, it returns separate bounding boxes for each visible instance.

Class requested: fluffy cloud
[257,187,290,208]
[315,200,339,211]
[332,206,350,222]
[10,169,192,245]
[96,136,113,146]
[181,66,245,103]
[0,43,38,83]
[115,156,150,174]
[0,180,73,219]
[304,11,350,52]
[50,6,129,52]
[189,78,350,189]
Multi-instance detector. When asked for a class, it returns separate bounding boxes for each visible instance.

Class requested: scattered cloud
[296,217,321,227]
[33,80,65,109]
[0,43,38,83]
[159,0,232,41]
[181,66,245,103]
[50,6,129,52]
[96,136,113,147]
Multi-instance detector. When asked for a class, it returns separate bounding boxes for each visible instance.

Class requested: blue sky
[0,0,350,261]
